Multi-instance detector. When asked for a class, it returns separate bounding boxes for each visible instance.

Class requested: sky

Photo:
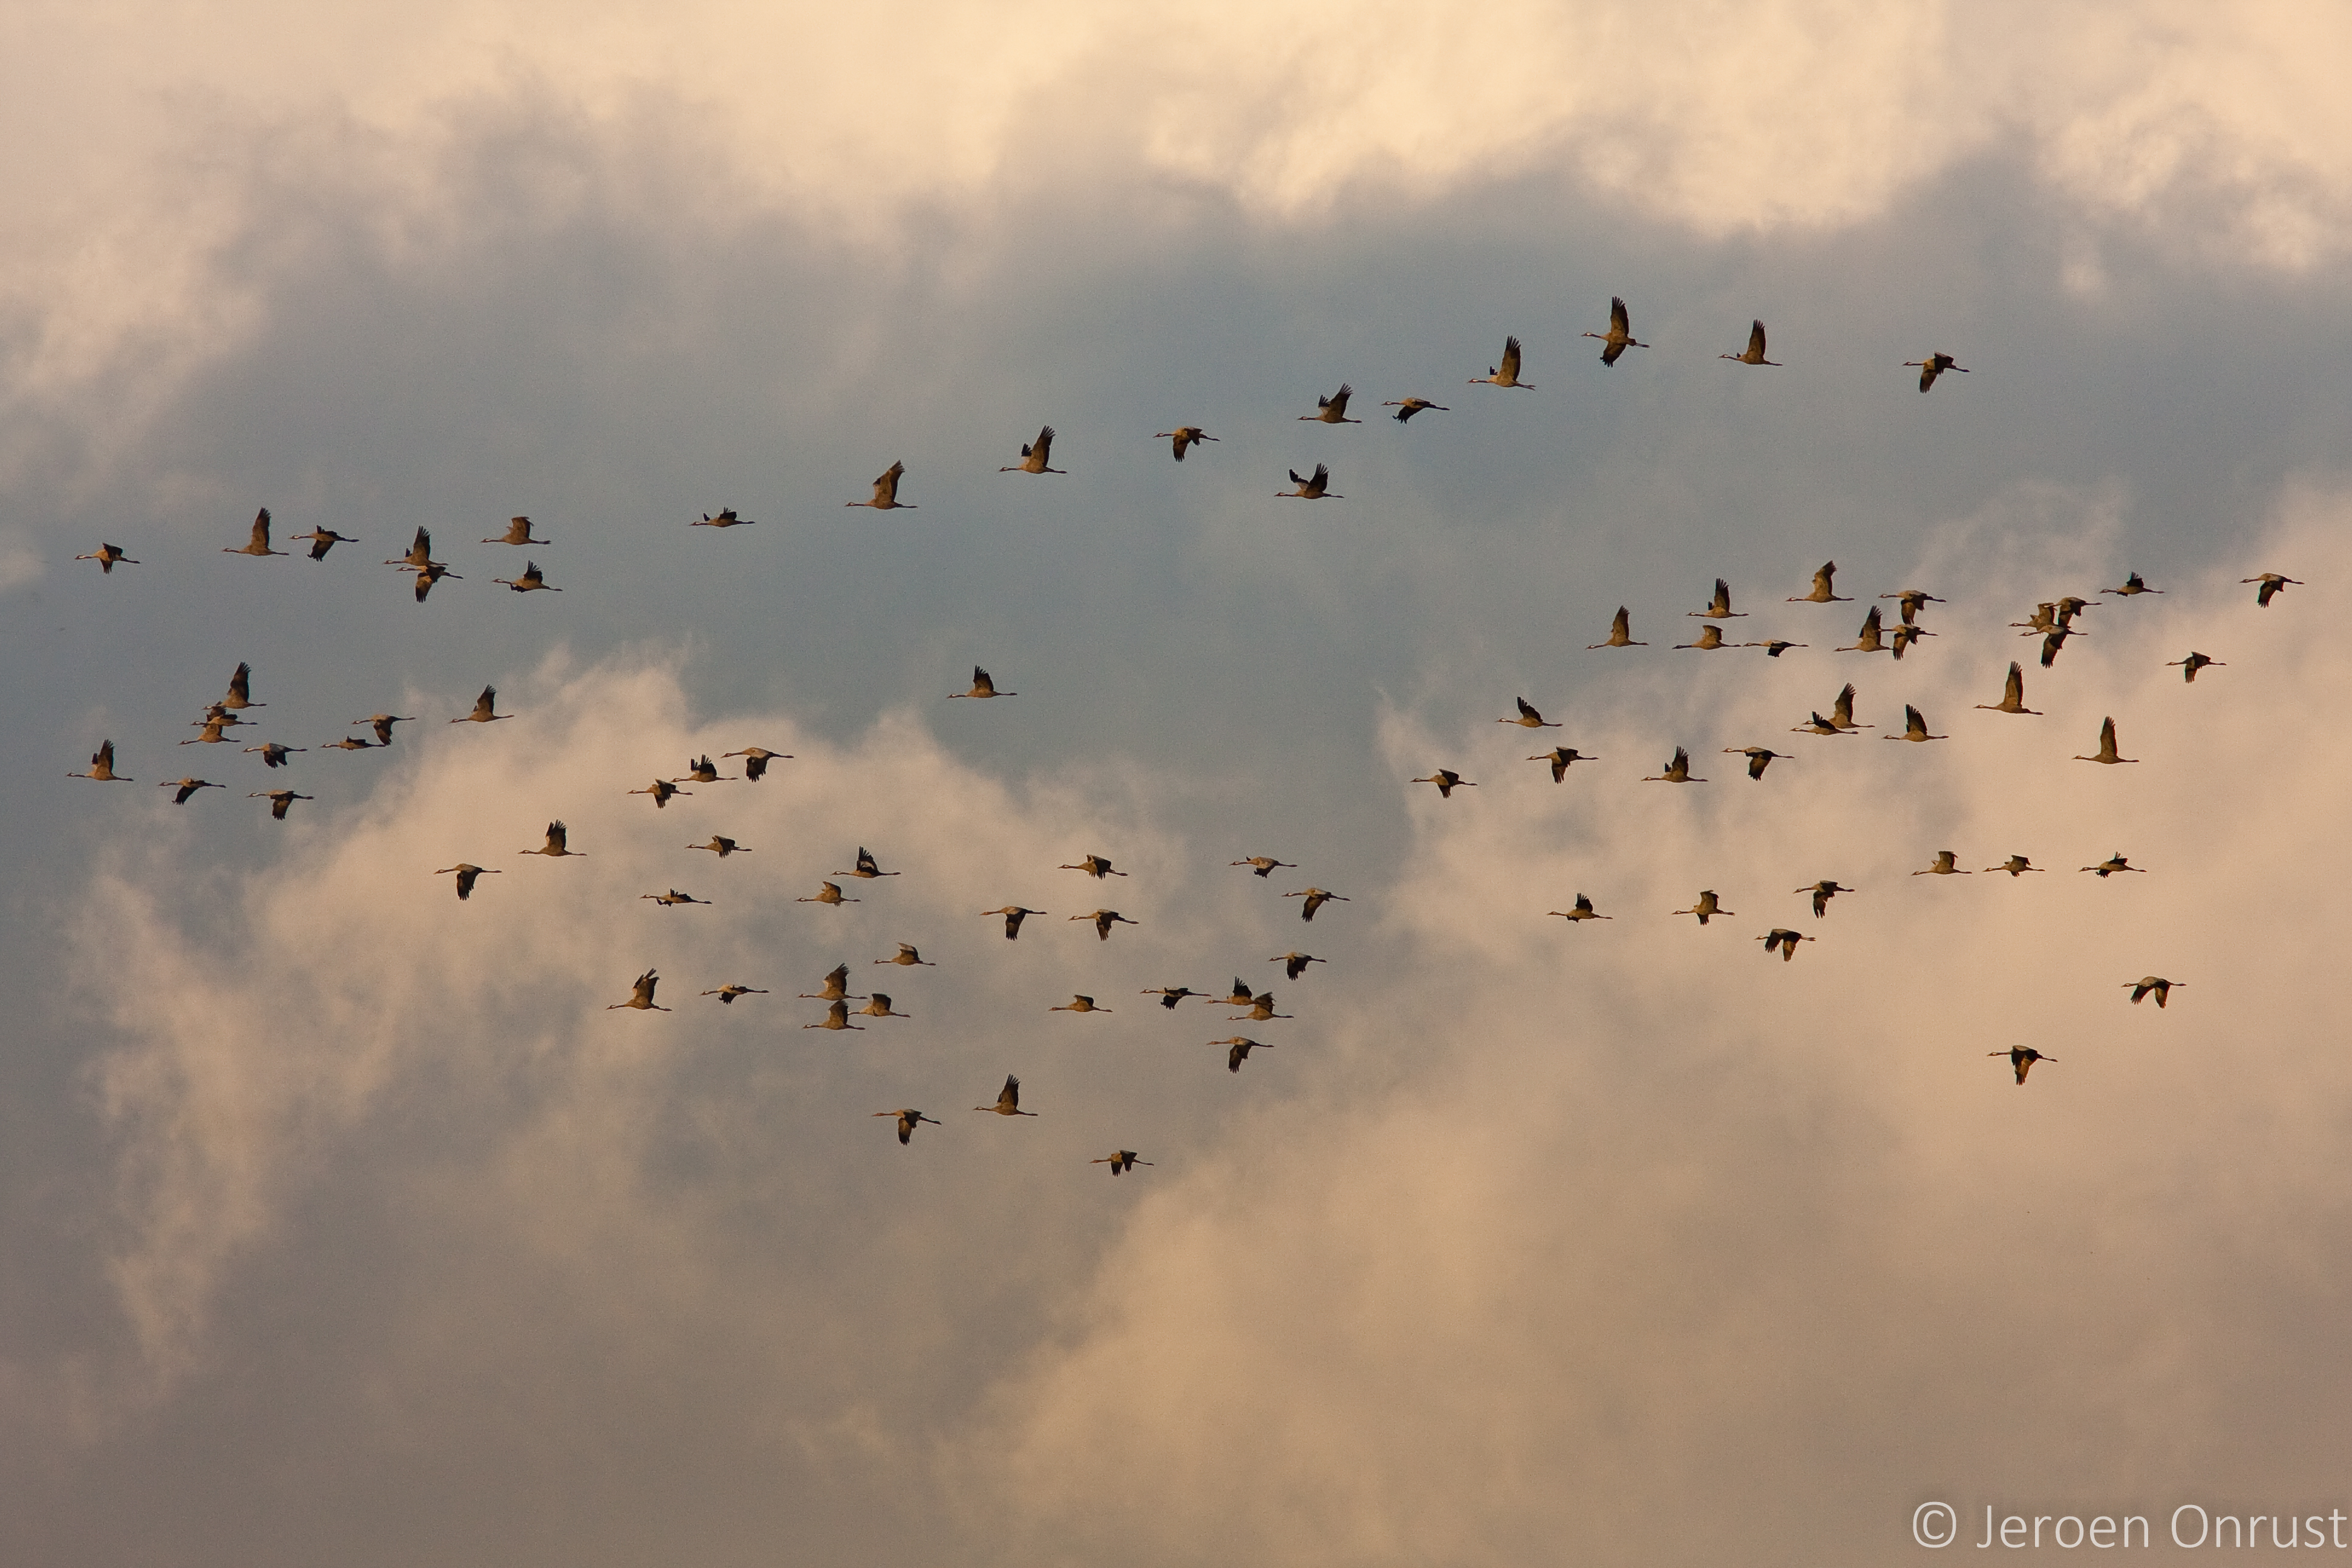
[7,4,2352,1564]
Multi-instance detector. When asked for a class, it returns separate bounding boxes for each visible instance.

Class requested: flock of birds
[65,302,2301,1173]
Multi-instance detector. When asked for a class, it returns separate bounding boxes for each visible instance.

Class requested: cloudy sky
[8,4,2352,1563]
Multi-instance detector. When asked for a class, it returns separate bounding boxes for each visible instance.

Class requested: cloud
[43,488,2352,1561]
[4,0,2350,436]
[957,486,2352,1563]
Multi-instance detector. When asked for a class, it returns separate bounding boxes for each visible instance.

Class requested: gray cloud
[7,8,2352,1564]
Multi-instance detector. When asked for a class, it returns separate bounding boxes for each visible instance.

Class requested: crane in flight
[1469,336,1532,389]
[1722,321,1779,365]
[1904,352,1968,391]
[1583,298,1647,365]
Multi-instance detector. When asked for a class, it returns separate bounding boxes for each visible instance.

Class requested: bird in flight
[1725,746,1789,779]
[1722,321,1779,365]
[410,560,460,602]
[1499,697,1560,730]
[2073,716,2137,765]
[848,462,913,510]
[2082,853,2146,877]
[1992,1045,2052,1084]
[1913,851,1971,877]
[1672,890,1734,925]
[973,1076,1037,1116]
[1529,747,1598,781]
[291,524,357,560]
[1270,952,1324,981]
[1838,606,1890,654]
[483,516,548,546]
[1797,880,1855,918]
[1788,562,1849,603]
[690,835,748,857]
[1051,995,1112,1014]
[704,984,768,1005]
[2243,572,2300,607]
[1091,1151,1153,1174]
[1829,683,1870,731]
[1287,887,1348,921]
[1412,769,1475,798]
[1675,624,1733,651]
[839,847,900,879]
[452,686,509,724]
[2103,571,2161,597]
[1001,425,1064,474]
[75,543,140,573]
[691,508,754,528]
[1547,893,1612,922]
[2166,652,2223,683]
[434,863,499,899]
[609,970,669,1011]
[1228,992,1290,1021]
[1469,335,1532,389]
[1382,397,1448,422]
[1904,352,1968,392]
[875,943,934,968]
[1589,607,1647,649]
[1143,987,1203,1009]
[1231,856,1296,878]
[70,739,132,782]
[1758,928,1814,961]
[1881,588,1945,624]
[493,561,561,592]
[223,508,287,558]
[628,779,690,808]
[521,821,583,858]
[1299,384,1360,423]
[1885,705,1946,742]
[158,777,221,803]
[1975,662,2040,715]
[1690,578,1747,619]
[981,906,1043,938]
[950,667,1016,699]
[877,1109,941,1145]
[803,1000,864,1031]
[1278,463,1340,499]
[1156,426,1218,460]
[723,746,789,780]
[1643,747,1705,783]
[1210,1037,1273,1074]
[641,888,709,907]
[1889,624,1934,660]
[1073,909,1139,941]
[2125,976,2183,1008]
[1583,297,1647,365]
[800,965,862,1002]
[250,789,313,820]
[385,527,435,569]
[356,713,417,746]
[797,881,857,906]
[1060,854,1126,878]
[243,741,306,768]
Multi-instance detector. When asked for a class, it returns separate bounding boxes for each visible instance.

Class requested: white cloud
[958,485,2352,1561]
[4,0,2349,431]
[56,487,2352,1559]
